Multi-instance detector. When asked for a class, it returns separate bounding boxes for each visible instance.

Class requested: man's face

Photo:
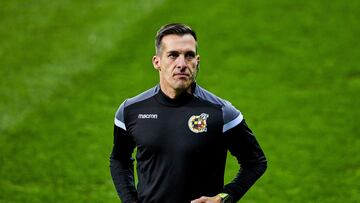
[153,34,200,93]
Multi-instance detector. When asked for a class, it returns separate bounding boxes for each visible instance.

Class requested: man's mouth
[174,73,190,77]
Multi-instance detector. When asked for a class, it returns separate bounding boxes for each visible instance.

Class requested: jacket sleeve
[110,124,138,203]
[222,120,267,202]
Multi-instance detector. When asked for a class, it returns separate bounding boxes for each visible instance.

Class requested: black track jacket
[110,83,267,203]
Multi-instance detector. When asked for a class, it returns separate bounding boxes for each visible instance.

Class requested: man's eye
[185,52,195,59]
[168,53,178,58]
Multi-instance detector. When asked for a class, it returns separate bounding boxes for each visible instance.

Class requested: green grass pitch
[0,0,359,202]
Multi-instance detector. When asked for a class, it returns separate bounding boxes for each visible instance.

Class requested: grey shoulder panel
[125,85,160,107]
[114,101,127,130]
[194,85,243,132]
[114,85,160,130]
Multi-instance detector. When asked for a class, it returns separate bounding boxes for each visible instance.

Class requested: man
[110,23,267,203]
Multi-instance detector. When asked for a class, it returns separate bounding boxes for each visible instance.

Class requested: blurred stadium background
[0,0,359,202]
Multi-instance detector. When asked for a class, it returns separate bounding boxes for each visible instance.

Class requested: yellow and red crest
[188,113,209,133]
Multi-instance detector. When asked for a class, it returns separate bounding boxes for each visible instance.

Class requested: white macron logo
[138,114,158,119]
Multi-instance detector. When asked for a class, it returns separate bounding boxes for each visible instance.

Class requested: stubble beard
[172,77,194,93]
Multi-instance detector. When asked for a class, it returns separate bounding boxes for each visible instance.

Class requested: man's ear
[152,56,161,71]
[196,55,200,69]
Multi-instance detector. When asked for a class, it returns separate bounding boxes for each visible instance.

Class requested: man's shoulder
[114,85,159,127]
[194,84,243,132]
[123,85,160,108]
[194,84,234,108]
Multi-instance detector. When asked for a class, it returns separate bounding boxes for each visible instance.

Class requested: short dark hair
[155,23,197,55]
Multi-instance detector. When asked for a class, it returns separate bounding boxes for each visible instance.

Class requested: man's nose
[176,55,187,69]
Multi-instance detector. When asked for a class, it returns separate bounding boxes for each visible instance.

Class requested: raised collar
[154,83,196,107]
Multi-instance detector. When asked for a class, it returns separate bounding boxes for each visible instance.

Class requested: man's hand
[191,195,222,203]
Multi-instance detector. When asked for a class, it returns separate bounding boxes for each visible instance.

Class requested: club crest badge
[188,113,209,133]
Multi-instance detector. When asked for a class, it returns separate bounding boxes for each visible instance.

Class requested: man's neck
[159,84,193,99]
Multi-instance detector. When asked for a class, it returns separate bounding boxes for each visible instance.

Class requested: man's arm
[223,120,267,202]
[110,125,138,203]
